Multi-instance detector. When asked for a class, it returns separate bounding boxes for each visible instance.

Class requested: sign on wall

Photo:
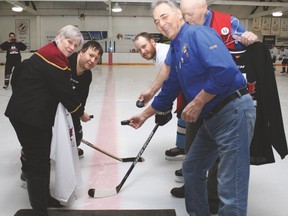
[263,35,276,48]
[15,19,30,49]
[253,16,288,37]
[252,17,262,32]
[271,18,281,35]
[276,37,288,46]
[81,31,108,41]
[116,33,136,40]
[45,31,56,44]
[261,17,271,35]
[280,18,288,37]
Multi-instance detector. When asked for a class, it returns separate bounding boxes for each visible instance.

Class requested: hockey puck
[136,100,145,108]
[121,120,130,125]
[88,189,95,197]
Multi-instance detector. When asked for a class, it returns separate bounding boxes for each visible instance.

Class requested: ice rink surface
[1,64,288,216]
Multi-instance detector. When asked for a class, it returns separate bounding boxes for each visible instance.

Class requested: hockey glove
[155,110,172,126]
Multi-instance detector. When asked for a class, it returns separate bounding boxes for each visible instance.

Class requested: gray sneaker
[175,168,184,183]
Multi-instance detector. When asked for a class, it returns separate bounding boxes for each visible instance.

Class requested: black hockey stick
[88,123,160,198]
[81,139,145,163]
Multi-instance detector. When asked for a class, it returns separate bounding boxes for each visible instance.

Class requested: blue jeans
[183,94,256,216]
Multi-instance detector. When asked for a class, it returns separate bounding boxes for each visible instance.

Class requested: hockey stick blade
[81,139,145,162]
[88,188,118,198]
[88,123,159,198]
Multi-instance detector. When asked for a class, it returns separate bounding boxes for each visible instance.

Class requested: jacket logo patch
[209,44,218,49]
[182,44,188,54]
[221,27,229,35]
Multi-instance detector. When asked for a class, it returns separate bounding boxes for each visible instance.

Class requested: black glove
[155,110,172,126]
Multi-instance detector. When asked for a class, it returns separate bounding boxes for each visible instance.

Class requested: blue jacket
[152,24,246,118]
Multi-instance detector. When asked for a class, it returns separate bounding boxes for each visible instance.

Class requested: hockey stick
[88,123,160,198]
[81,139,145,163]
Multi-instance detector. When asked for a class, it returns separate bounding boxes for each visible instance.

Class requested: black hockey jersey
[231,42,287,165]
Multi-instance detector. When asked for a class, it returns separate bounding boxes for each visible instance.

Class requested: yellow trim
[35,52,69,71]
[70,103,82,114]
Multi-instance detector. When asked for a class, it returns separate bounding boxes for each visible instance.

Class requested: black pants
[72,117,83,147]
[9,118,52,177]
[4,60,21,86]
[9,118,52,215]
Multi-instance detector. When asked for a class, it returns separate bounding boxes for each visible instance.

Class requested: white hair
[152,0,179,11]
[56,25,83,44]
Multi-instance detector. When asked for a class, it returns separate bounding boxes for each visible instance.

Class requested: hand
[155,110,172,126]
[232,31,258,46]
[181,99,204,123]
[128,105,157,128]
[128,114,147,129]
[138,88,155,106]
[8,38,17,42]
[80,112,92,122]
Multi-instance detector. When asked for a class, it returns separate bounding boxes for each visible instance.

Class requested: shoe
[47,196,64,208]
[21,172,64,208]
[165,147,185,160]
[3,85,8,89]
[26,175,49,215]
[170,185,185,198]
[175,168,184,183]
[78,147,84,158]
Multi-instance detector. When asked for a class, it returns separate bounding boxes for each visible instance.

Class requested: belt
[205,87,248,120]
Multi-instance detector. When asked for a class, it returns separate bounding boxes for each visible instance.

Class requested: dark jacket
[68,52,92,109]
[68,52,92,127]
[0,40,27,62]
[231,42,288,165]
[5,42,84,129]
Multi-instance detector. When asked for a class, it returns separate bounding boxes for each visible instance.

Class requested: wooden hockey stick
[81,139,145,162]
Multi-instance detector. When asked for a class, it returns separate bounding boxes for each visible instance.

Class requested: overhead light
[272,11,283,17]
[112,2,122,13]
[12,6,23,12]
